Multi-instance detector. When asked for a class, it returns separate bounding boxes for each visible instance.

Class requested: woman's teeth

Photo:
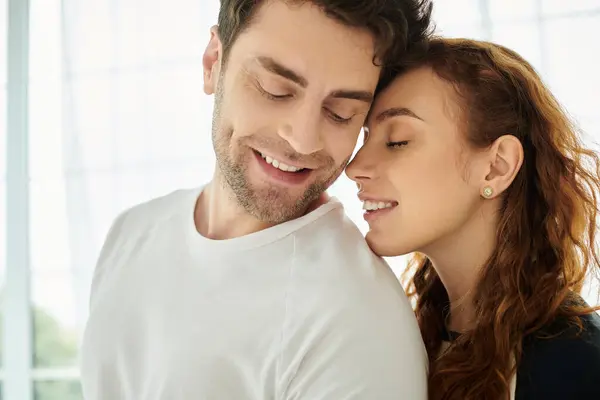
[362,200,395,211]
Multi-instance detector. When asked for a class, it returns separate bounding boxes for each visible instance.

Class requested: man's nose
[277,104,324,155]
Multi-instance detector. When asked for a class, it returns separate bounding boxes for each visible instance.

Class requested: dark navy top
[444,310,600,399]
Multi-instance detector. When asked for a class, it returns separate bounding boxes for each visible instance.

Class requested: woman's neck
[423,207,499,332]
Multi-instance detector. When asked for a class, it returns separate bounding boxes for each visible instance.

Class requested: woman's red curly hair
[400,38,600,400]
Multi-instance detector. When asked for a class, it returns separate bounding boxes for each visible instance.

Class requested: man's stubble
[210,72,348,224]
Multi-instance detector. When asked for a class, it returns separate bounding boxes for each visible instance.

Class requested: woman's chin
[365,232,413,258]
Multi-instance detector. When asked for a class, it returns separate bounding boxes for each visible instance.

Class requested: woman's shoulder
[515,311,600,399]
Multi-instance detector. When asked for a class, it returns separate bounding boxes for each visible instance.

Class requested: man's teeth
[363,200,395,211]
[260,153,302,172]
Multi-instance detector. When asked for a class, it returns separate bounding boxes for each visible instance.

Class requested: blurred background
[1,0,599,399]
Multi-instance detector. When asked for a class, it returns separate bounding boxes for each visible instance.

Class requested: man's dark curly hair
[217,0,434,88]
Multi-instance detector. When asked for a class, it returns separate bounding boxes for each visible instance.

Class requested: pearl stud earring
[482,186,494,198]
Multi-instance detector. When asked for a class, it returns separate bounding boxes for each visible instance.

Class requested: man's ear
[202,25,223,95]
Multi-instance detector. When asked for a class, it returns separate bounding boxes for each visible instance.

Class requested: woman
[346,38,600,399]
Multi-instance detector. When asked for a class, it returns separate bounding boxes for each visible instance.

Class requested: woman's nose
[345,148,374,184]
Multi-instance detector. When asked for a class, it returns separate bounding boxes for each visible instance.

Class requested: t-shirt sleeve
[89,210,130,310]
[279,288,428,399]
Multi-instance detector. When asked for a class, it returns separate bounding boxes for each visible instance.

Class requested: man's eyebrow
[255,56,308,87]
[375,107,424,123]
[330,89,373,103]
[255,56,374,103]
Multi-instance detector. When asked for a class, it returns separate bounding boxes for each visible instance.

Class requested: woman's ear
[479,135,524,198]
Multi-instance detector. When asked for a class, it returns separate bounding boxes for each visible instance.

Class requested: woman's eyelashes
[386,140,409,148]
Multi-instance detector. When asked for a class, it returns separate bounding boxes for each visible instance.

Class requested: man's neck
[195,172,332,240]
[194,177,271,240]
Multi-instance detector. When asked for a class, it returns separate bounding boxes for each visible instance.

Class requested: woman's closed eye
[387,141,409,148]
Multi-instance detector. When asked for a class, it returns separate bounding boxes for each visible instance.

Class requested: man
[81,0,433,399]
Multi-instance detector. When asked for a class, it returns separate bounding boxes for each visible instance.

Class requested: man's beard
[211,82,347,224]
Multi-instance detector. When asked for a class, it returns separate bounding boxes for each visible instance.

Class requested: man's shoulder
[122,187,198,223]
[115,187,198,233]
[98,187,198,258]
[291,205,413,318]
[94,187,198,269]
[295,203,372,255]
[295,206,393,278]
[281,209,427,394]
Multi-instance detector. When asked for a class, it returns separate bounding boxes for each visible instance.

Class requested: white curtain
[60,0,215,329]
[0,0,6,289]
[10,0,599,383]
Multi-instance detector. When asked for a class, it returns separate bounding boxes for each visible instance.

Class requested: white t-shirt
[80,188,427,400]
